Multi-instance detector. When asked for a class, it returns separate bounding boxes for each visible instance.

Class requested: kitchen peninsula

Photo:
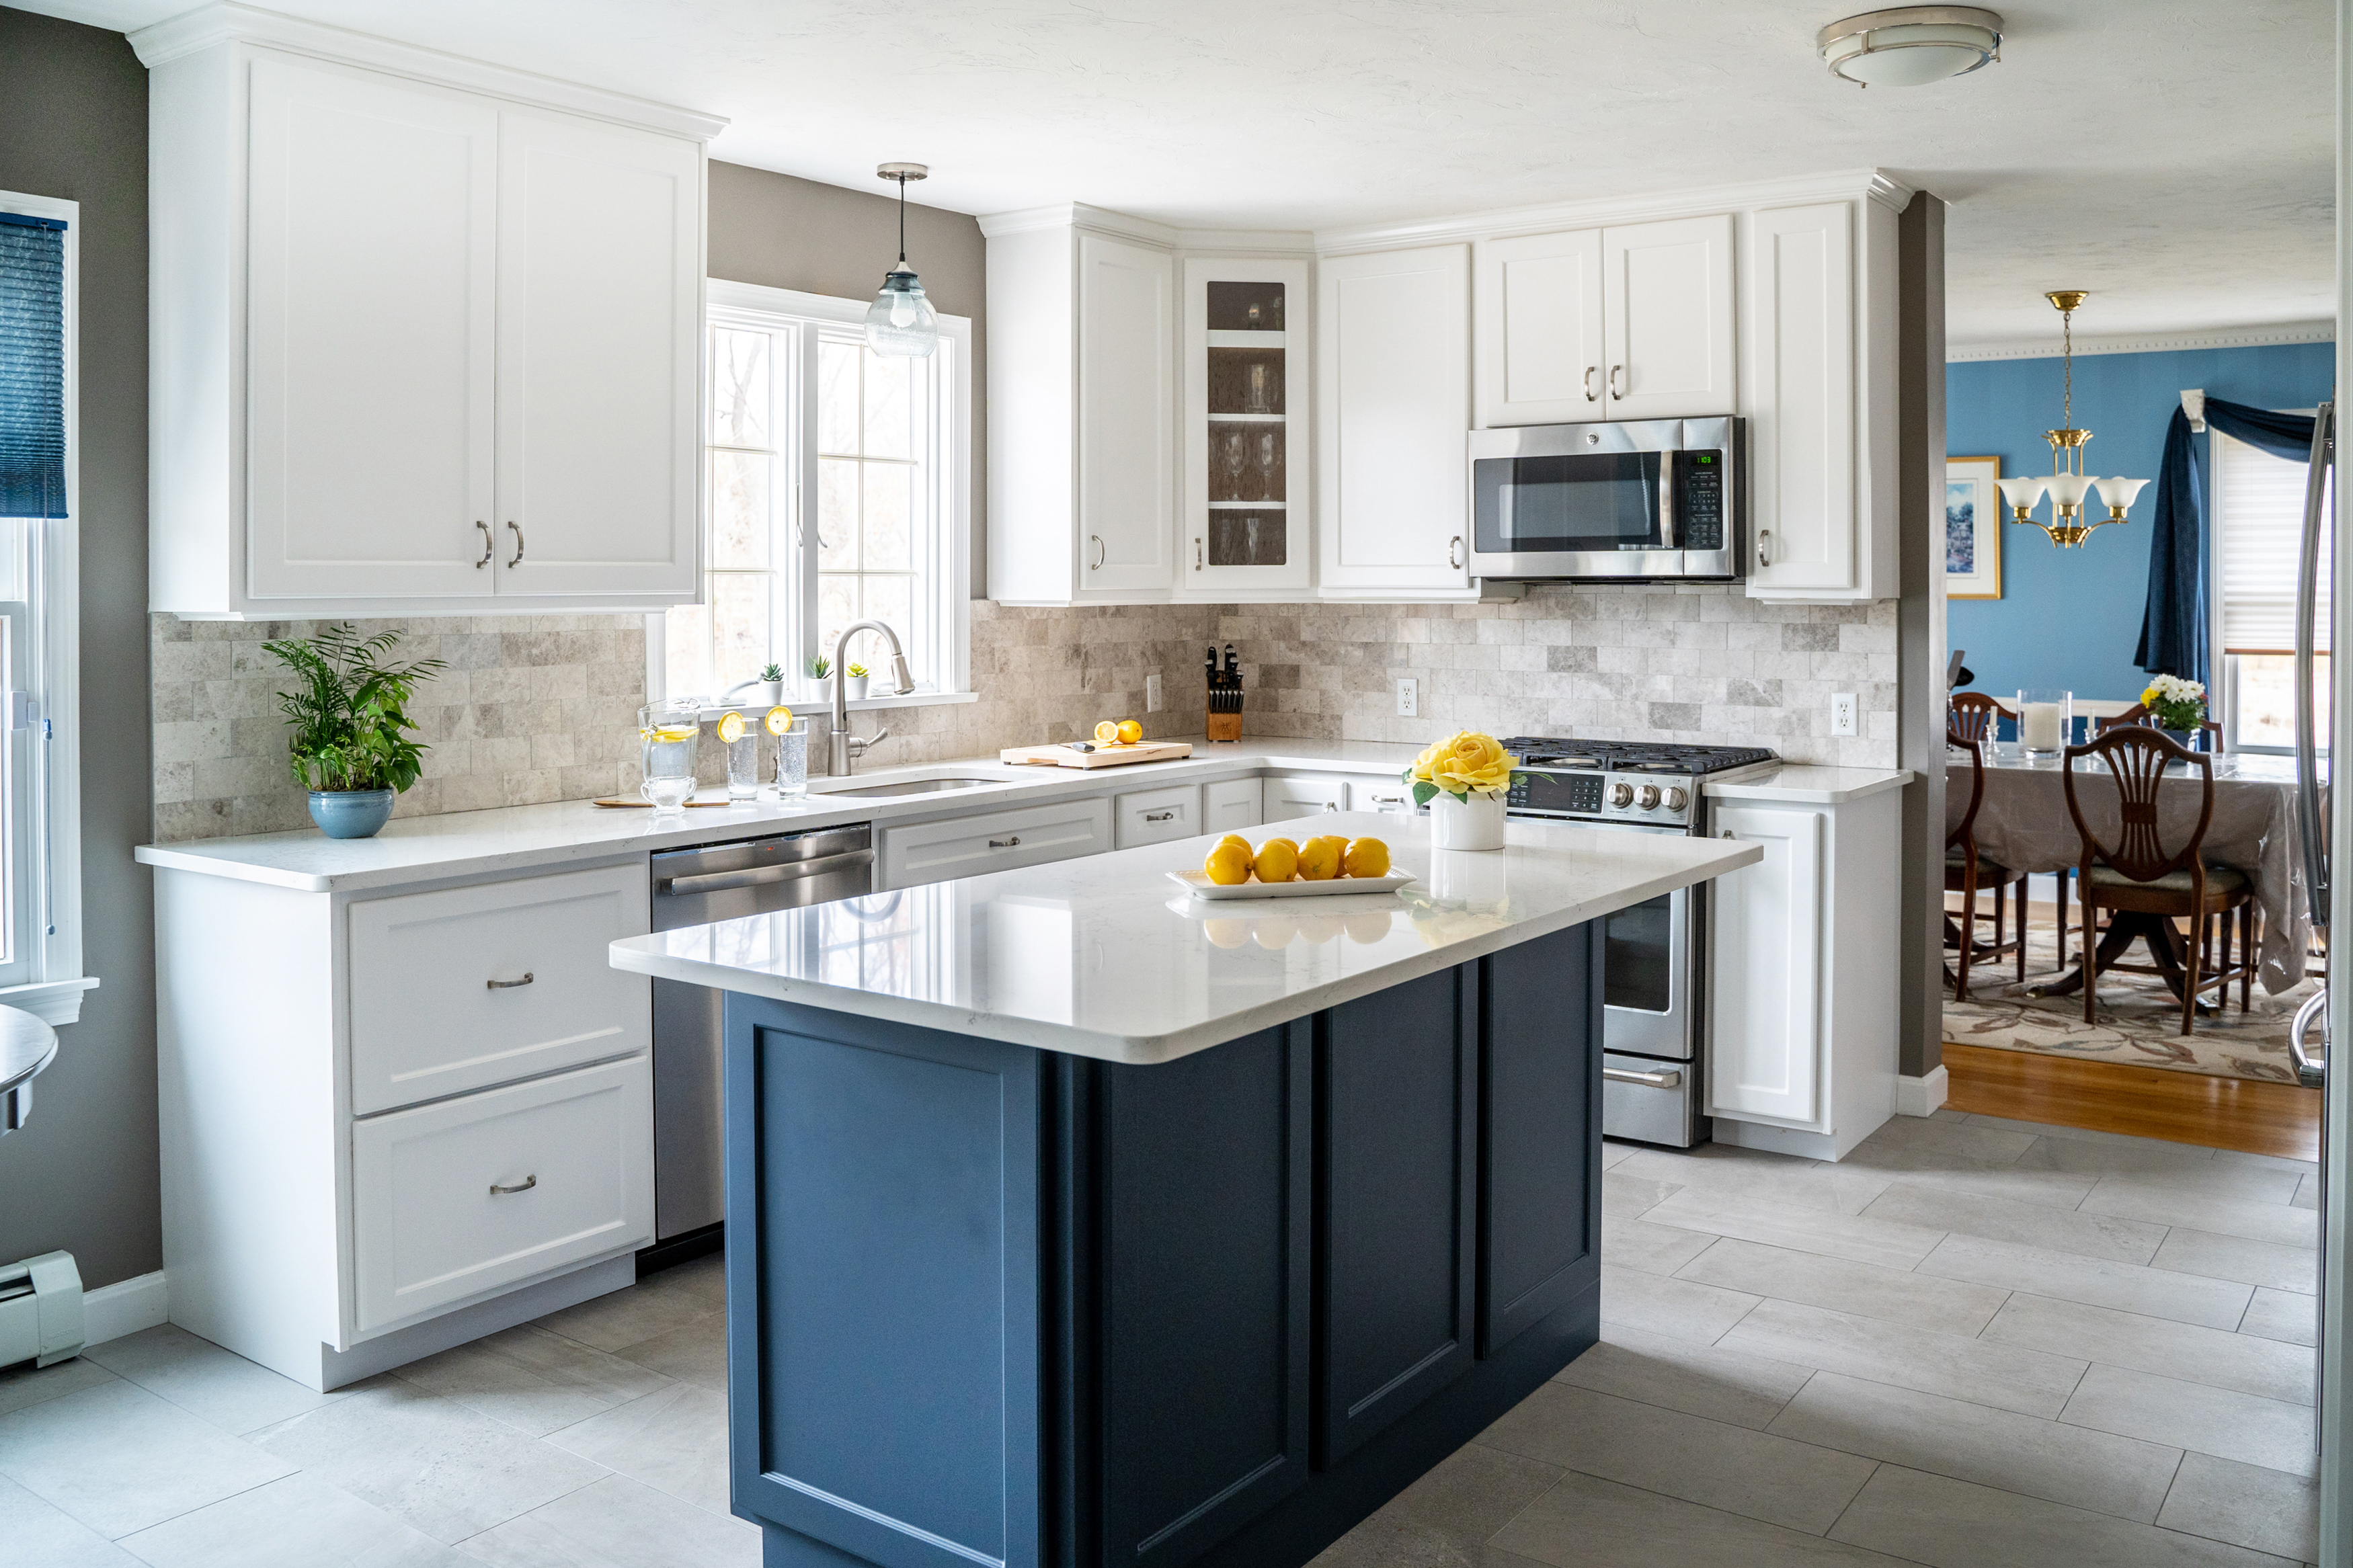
[609,813,1757,1568]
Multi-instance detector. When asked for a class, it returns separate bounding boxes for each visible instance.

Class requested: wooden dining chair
[1948,692,2016,747]
[2062,726,2254,1034]
[1946,722,2030,999]
[2095,701,2223,751]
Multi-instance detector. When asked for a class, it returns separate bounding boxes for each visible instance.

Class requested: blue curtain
[2135,395,2319,686]
[0,211,69,519]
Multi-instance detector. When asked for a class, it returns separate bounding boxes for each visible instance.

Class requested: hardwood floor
[1942,1040,2321,1161]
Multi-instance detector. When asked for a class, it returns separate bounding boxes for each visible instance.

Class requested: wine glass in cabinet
[1184,256,1310,594]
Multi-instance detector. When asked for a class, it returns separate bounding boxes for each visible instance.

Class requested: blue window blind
[0,212,68,519]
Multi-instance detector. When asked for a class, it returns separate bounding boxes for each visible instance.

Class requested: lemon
[1117,718,1144,745]
[1203,841,1252,886]
[648,724,697,745]
[715,711,746,745]
[1297,836,1344,881]
[1343,837,1392,878]
[763,706,795,736]
[1214,834,1255,875]
[1253,837,1300,883]
[1094,720,1121,745]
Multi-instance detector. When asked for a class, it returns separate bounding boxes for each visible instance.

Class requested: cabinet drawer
[348,863,649,1115]
[1113,784,1202,850]
[1344,774,1416,815]
[1202,777,1261,834]
[878,798,1115,890]
[351,1055,652,1334]
[1263,774,1347,824]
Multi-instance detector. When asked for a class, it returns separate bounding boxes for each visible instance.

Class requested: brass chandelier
[1995,290,2147,547]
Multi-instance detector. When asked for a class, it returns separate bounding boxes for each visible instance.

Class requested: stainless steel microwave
[1468,417,1745,581]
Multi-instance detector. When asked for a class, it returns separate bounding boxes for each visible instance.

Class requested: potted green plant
[2141,674,2208,748]
[845,661,871,701]
[807,655,831,693]
[721,661,787,706]
[263,624,446,839]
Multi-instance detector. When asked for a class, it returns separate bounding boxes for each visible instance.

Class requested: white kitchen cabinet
[1476,216,1732,429]
[1316,245,1474,599]
[138,10,718,618]
[1113,784,1203,850]
[1602,214,1736,421]
[984,208,1176,604]
[1706,784,1901,1161]
[151,858,653,1390]
[1202,777,1263,834]
[878,797,1116,890]
[1263,774,1348,823]
[1181,257,1311,596]
[1745,199,1898,602]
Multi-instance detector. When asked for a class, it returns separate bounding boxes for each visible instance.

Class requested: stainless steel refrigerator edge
[647,824,875,1241]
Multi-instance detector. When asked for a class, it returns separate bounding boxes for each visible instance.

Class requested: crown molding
[1174,228,1317,257]
[1311,167,1915,256]
[1946,319,2336,362]
[129,3,729,141]
[978,202,1180,247]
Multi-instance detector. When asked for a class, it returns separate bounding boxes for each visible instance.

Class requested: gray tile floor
[0,1108,2321,1567]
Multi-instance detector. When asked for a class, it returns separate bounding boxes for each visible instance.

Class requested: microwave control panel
[1678,450,1724,552]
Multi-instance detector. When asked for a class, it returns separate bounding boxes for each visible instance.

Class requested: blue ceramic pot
[308,788,396,839]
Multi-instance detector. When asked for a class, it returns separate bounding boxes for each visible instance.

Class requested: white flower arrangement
[2140,674,2208,731]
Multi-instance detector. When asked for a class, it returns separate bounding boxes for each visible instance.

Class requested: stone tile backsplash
[150,587,1895,843]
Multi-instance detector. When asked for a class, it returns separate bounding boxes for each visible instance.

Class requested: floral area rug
[1942,919,2320,1085]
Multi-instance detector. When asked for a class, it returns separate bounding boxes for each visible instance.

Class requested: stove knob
[1608,782,1634,809]
[1664,786,1689,811]
[1636,784,1661,811]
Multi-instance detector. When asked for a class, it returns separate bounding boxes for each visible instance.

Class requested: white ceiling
[28,0,2337,346]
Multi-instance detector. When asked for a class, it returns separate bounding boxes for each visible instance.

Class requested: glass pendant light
[1997,290,2146,548]
[865,162,939,358]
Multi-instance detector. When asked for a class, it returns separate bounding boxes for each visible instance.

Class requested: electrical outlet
[1396,677,1419,718]
[1830,692,1858,737]
[1145,673,1163,712]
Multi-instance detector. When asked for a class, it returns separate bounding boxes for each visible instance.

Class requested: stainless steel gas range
[1499,737,1780,1148]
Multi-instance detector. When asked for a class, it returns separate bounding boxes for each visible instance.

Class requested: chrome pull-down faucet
[828,620,916,776]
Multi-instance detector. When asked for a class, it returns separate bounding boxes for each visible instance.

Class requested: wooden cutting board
[999,740,1194,770]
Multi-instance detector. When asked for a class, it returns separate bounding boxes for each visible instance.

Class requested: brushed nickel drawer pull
[1583,366,1599,402]
[507,520,526,567]
[487,973,535,989]
[489,1175,537,1195]
[1448,535,1464,569]
[1609,364,1626,399]
[1603,1066,1681,1089]
[988,835,1021,848]
[475,520,493,569]
[1144,810,1176,823]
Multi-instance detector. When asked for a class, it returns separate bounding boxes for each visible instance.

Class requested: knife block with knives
[1207,643,1243,743]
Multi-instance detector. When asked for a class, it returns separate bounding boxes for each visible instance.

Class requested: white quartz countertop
[131,739,1425,893]
[607,811,1759,1065]
[1704,766,1913,804]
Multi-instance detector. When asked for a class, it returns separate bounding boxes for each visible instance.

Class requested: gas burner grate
[1502,737,1779,776]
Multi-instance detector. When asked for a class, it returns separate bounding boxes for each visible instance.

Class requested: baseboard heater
[0,1251,83,1370]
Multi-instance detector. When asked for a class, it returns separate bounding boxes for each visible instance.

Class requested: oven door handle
[1603,1065,1683,1089]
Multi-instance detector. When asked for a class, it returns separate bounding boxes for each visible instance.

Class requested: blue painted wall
[1946,341,2335,704]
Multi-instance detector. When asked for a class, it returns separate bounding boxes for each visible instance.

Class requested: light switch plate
[1145,673,1163,712]
[1396,678,1419,718]
[1830,692,1858,737]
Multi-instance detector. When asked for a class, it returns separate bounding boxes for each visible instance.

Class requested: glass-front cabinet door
[1183,257,1311,595]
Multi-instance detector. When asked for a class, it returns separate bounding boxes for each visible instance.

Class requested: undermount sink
[815,777,1003,799]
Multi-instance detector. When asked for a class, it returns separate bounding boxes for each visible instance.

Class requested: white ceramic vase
[1429,789,1507,852]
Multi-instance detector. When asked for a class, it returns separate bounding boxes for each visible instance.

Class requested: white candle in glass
[2020,703,2063,751]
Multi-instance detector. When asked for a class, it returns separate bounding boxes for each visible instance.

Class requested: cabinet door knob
[475,520,493,569]
[1448,535,1464,570]
[1088,535,1105,571]
[489,1175,537,1196]
[487,972,535,990]
[506,520,525,567]
[1608,364,1626,399]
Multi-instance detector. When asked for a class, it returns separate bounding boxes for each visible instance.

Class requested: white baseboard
[1897,1065,1950,1118]
[82,1270,168,1347]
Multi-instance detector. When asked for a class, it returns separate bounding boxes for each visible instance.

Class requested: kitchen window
[0,191,92,1024]
[2211,423,2329,753]
[658,281,971,706]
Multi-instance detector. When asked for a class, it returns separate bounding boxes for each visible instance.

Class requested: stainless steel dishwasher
[649,823,873,1243]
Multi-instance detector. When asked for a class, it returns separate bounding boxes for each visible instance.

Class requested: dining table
[1948,744,2317,997]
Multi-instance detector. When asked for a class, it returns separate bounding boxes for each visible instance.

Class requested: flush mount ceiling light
[1817,6,2003,87]
[865,161,939,358]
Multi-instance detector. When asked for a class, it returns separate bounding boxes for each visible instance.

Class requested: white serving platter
[1166,870,1417,901]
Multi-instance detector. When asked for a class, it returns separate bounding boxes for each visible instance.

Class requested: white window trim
[0,188,90,1026]
[646,278,974,710]
[2207,408,2323,756]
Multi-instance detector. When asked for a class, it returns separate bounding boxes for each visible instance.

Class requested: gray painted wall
[706,162,989,597]
[0,7,157,1290]
[1897,193,1949,1085]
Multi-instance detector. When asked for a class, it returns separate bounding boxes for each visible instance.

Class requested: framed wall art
[1946,454,2001,599]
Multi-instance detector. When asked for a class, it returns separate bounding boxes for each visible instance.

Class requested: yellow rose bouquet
[1404,730,1523,808]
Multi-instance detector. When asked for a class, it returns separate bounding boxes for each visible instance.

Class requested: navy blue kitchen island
[610,811,1756,1568]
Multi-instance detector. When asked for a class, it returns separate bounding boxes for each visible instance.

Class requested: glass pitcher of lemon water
[638,700,701,810]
